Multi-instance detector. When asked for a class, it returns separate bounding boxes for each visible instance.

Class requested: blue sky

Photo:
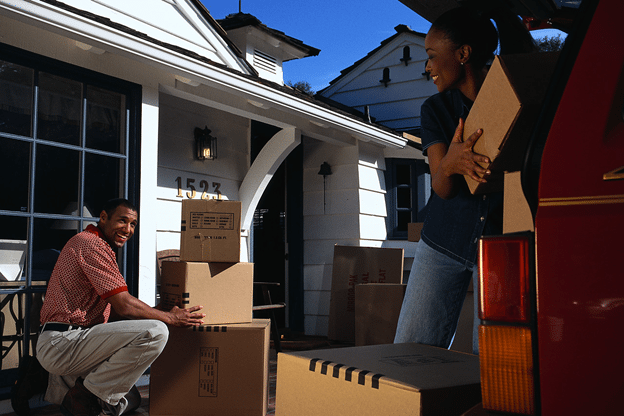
[200,1,432,92]
[200,1,563,93]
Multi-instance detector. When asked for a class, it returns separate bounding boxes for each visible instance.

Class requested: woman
[394,7,505,353]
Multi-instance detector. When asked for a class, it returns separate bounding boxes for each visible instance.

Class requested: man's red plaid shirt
[40,224,129,326]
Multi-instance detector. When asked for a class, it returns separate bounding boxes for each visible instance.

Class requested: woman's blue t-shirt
[420,89,503,268]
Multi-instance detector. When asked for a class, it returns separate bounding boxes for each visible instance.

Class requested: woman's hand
[442,118,491,181]
[428,118,491,199]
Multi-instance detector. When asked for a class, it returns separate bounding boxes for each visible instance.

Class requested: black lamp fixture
[194,126,217,160]
[318,162,332,214]
[318,162,332,176]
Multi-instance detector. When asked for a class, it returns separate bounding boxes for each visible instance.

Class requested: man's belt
[40,323,85,333]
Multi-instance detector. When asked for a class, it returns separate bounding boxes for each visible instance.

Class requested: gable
[322,33,428,96]
[53,0,249,72]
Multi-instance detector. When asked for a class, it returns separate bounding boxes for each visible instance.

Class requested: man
[36,198,205,416]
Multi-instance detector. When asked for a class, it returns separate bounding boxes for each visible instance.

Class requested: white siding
[155,93,250,258]
[321,33,439,133]
[302,137,393,335]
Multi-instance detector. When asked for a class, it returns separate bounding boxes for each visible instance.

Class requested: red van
[403,0,624,414]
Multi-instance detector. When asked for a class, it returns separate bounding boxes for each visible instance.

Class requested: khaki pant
[36,320,168,413]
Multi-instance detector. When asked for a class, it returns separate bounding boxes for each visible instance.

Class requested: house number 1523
[175,176,222,199]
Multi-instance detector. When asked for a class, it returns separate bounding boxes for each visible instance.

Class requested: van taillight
[479,234,535,415]
[479,236,530,322]
[479,326,535,414]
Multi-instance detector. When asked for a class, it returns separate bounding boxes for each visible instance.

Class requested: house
[0,0,425,389]
[319,24,439,230]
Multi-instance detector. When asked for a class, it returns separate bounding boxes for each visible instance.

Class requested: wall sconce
[195,126,217,160]
[318,162,332,214]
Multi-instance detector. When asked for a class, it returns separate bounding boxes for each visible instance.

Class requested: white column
[137,86,159,306]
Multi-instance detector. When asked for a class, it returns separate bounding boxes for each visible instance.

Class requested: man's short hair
[101,198,137,217]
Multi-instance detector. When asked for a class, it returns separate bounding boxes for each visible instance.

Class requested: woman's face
[424,28,464,93]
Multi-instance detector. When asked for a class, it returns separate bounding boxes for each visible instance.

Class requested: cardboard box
[276,343,481,416]
[160,261,253,325]
[503,171,535,234]
[150,319,270,416]
[328,245,404,342]
[464,52,560,194]
[355,283,406,346]
[180,199,241,263]
[407,222,424,242]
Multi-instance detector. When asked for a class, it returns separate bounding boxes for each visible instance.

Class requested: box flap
[465,55,522,165]
[463,52,560,194]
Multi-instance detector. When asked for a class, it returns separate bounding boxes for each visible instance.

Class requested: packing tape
[308,358,384,389]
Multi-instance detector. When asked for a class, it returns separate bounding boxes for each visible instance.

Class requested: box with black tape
[276,343,481,416]
[150,319,270,416]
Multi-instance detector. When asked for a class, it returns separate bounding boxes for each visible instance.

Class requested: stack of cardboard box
[150,199,270,416]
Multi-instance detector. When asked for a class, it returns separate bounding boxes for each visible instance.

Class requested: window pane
[86,86,125,154]
[0,137,30,212]
[396,164,411,185]
[32,217,74,282]
[397,210,411,232]
[397,187,412,209]
[34,144,79,214]
[0,215,28,282]
[84,153,125,216]
[37,72,82,145]
[0,60,33,136]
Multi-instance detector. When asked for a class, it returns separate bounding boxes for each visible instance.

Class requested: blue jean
[394,239,479,354]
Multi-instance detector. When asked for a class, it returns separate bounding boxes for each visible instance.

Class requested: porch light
[195,126,217,160]
[318,162,332,214]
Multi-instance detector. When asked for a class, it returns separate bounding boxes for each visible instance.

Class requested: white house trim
[239,127,301,234]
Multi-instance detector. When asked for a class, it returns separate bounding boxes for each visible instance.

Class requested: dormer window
[380,68,391,87]
[400,46,411,65]
[253,49,277,74]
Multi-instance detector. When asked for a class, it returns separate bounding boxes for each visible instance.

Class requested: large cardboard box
[464,52,559,194]
[160,261,253,325]
[150,319,270,416]
[180,199,241,262]
[355,283,406,346]
[328,245,404,342]
[276,343,481,416]
[503,171,535,234]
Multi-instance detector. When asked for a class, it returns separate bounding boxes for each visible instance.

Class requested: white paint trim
[138,86,160,306]
[239,127,301,233]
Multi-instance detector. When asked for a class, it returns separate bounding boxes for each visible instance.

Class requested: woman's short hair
[430,7,499,69]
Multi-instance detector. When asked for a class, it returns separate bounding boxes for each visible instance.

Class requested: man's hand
[107,291,205,326]
[167,305,205,327]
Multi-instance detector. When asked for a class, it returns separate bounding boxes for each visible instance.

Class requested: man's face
[98,205,138,249]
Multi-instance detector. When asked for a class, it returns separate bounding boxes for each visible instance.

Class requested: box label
[199,347,218,397]
[190,212,235,230]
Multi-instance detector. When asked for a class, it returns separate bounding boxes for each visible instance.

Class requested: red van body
[475,0,624,414]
